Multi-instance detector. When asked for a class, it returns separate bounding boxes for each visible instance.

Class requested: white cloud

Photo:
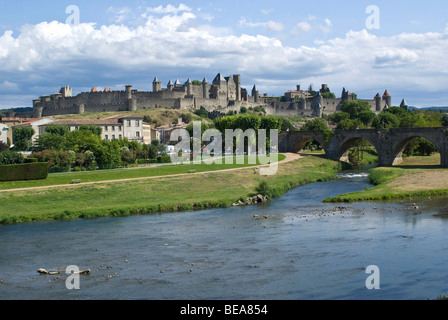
[145,4,192,15]
[106,7,132,24]
[1,6,448,107]
[239,18,284,32]
[0,80,19,92]
[294,21,312,33]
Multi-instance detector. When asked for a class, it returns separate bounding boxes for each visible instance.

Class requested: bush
[157,155,172,163]
[24,158,38,163]
[0,150,24,165]
[255,180,275,199]
[0,141,9,152]
[33,150,72,172]
[0,162,49,181]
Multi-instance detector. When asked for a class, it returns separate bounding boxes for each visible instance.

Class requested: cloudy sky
[1,0,448,109]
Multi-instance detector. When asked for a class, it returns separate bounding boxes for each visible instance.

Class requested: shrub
[33,150,72,172]
[0,150,24,165]
[0,162,49,181]
[255,180,274,199]
[0,141,9,152]
[157,155,172,163]
[24,158,38,163]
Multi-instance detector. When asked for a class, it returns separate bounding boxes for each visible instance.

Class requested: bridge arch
[327,130,382,164]
[336,137,379,164]
[291,136,327,154]
[389,130,446,166]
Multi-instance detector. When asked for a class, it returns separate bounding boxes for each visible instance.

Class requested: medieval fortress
[32,73,395,119]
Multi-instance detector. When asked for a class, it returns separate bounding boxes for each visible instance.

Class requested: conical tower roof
[383,89,391,97]
[400,99,408,107]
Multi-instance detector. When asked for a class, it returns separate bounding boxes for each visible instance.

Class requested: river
[0,173,447,300]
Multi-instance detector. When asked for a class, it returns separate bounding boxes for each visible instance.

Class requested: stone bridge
[278,127,448,167]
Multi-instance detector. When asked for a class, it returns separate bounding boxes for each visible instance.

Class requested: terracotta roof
[91,86,98,93]
[48,119,123,126]
[383,90,390,97]
[1,117,36,122]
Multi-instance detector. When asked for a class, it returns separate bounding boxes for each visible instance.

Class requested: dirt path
[0,153,302,193]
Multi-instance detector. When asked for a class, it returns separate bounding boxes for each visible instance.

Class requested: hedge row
[0,162,50,181]
[137,156,172,164]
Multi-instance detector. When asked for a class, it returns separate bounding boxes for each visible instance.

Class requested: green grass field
[325,154,448,203]
[0,155,339,224]
[0,155,285,190]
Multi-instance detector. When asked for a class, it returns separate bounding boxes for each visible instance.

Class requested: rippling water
[1,174,447,300]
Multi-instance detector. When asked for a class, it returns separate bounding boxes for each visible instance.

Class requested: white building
[39,115,148,143]
[0,123,9,145]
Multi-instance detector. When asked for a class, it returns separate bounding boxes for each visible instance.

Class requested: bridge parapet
[281,127,448,167]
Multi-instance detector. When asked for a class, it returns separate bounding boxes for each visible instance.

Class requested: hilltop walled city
[30,73,398,119]
[0,72,407,148]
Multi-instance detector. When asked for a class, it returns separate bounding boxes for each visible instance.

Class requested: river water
[1,173,448,300]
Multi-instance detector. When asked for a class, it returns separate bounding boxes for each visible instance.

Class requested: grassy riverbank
[0,155,283,191]
[0,155,340,224]
[325,154,448,203]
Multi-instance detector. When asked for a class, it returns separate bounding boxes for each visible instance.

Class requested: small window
[119,134,122,140]
[136,131,140,138]
[112,135,115,140]
[105,135,108,141]
[136,120,140,127]
[112,126,115,131]
[127,120,131,127]
[104,126,108,131]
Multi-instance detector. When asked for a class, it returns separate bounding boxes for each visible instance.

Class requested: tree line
[2,124,168,172]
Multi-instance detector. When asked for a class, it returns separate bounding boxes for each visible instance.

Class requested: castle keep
[32,73,394,118]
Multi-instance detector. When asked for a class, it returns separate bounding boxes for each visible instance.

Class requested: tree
[45,124,69,136]
[79,124,102,136]
[240,106,248,114]
[336,118,359,130]
[300,118,333,145]
[321,92,336,99]
[328,112,350,124]
[120,147,135,166]
[372,112,400,129]
[339,100,372,119]
[143,115,152,124]
[357,111,376,127]
[35,133,66,151]
[12,126,35,151]
[84,150,96,168]
[442,114,448,127]
[93,140,121,169]
[181,113,193,124]
[64,130,102,153]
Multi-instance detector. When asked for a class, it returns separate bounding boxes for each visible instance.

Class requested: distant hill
[408,106,448,112]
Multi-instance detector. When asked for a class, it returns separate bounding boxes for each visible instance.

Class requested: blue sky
[1,0,448,109]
